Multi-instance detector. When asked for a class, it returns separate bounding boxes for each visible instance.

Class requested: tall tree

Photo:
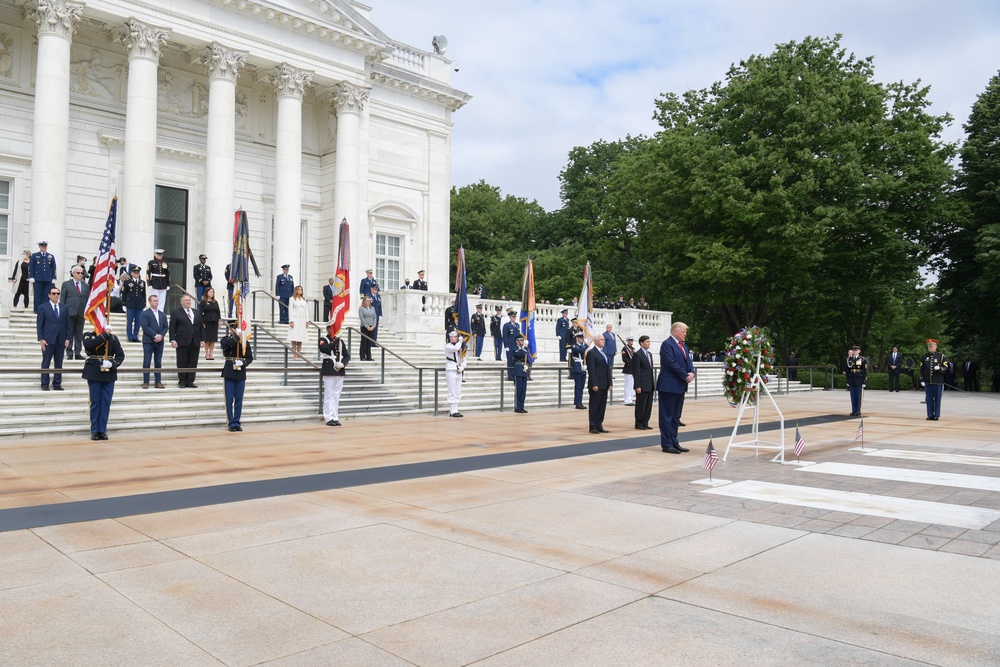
[612,35,954,360]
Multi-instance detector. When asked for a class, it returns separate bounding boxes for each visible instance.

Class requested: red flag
[329,218,351,337]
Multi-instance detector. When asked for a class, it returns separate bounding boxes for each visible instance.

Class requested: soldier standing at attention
[512,333,530,413]
[146,249,170,313]
[490,305,503,361]
[220,320,253,432]
[844,344,867,416]
[275,264,294,324]
[82,328,125,441]
[502,309,520,381]
[555,308,570,362]
[570,331,588,410]
[193,254,213,303]
[29,240,57,312]
[471,303,487,361]
[121,266,147,343]
[445,329,466,417]
[319,325,350,426]
[919,339,949,421]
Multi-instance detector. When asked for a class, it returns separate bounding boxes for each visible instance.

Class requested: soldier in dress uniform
[570,331,588,410]
[512,333,530,413]
[919,338,949,421]
[359,269,379,299]
[489,305,503,361]
[319,325,350,426]
[224,263,235,317]
[471,303,487,361]
[412,270,428,291]
[146,249,171,312]
[120,266,147,342]
[193,254,213,303]
[621,336,636,406]
[444,298,457,335]
[445,329,466,417]
[29,240,58,312]
[220,319,253,432]
[555,308,570,362]
[502,309,520,381]
[843,344,867,416]
[82,328,125,441]
[275,264,294,324]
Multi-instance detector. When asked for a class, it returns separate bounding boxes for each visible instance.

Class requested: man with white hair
[445,329,466,417]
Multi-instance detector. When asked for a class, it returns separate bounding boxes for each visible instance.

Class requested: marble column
[27,0,83,272]
[269,63,311,284]
[114,18,169,268]
[199,43,246,281]
[330,81,369,279]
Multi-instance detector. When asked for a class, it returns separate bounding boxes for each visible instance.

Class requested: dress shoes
[91,433,100,441]
[590,427,600,434]
[326,420,337,426]
[676,446,690,452]
[635,425,652,430]
[333,420,341,426]
[155,383,165,389]
[597,427,609,433]
[229,426,239,432]
[678,421,686,427]
[575,405,586,410]
[450,412,464,418]
[661,447,682,454]
[52,386,64,391]
[98,432,108,440]
[187,384,198,389]
[514,409,527,414]
[142,383,149,389]
[625,402,634,407]
[41,385,50,391]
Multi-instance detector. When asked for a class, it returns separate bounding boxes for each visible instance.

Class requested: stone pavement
[2,388,1000,665]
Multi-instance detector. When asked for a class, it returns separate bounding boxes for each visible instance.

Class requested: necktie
[54,304,59,318]
[75,281,80,295]
[186,309,193,323]
[647,350,652,366]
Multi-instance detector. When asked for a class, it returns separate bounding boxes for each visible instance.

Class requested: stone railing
[388,45,426,73]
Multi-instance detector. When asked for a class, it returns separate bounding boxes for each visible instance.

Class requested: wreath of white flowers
[723,325,775,407]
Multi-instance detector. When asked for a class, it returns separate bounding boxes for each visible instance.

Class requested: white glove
[101,360,113,369]
[458,361,467,372]
[862,384,866,388]
[920,381,926,387]
[333,361,344,371]
[233,360,243,368]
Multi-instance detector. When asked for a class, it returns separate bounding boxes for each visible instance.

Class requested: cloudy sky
[369,1,1000,212]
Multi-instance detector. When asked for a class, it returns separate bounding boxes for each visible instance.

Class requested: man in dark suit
[140,294,168,389]
[963,359,980,393]
[36,285,70,390]
[169,294,203,388]
[657,322,695,453]
[885,346,902,392]
[322,277,335,322]
[60,265,91,360]
[632,335,656,430]
[586,333,613,433]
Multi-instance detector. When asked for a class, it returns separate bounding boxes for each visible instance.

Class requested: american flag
[703,439,719,471]
[855,419,864,441]
[83,197,117,334]
[794,426,805,458]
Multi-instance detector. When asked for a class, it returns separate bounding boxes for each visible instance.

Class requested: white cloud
[370,0,1000,211]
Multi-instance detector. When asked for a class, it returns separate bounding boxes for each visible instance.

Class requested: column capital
[27,0,84,39]
[268,63,313,99]
[196,42,247,82]
[113,18,169,62]
[331,81,370,115]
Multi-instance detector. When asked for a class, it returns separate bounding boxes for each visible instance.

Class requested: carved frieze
[69,47,125,102]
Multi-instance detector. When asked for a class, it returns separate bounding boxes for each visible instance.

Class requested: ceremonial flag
[855,419,864,442]
[83,197,117,335]
[794,426,805,458]
[230,209,262,353]
[703,439,719,472]
[454,247,471,359]
[575,261,599,341]
[519,258,537,362]
[329,218,351,337]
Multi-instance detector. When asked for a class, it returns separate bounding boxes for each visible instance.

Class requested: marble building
[0,0,469,313]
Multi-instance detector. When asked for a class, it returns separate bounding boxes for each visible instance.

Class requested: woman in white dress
[287,285,308,359]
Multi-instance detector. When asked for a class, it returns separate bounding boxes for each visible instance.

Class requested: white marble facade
[0,0,469,314]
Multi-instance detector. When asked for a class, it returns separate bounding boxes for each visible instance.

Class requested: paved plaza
[2,388,1000,665]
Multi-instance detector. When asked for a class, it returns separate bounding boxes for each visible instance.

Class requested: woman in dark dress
[199,287,222,360]
[9,249,30,308]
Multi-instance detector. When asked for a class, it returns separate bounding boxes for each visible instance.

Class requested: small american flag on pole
[855,419,864,442]
[703,439,719,472]
[794,426,805,458]
[83,197,117,334]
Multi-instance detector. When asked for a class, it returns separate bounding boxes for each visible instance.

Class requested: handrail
[252,322,320,371]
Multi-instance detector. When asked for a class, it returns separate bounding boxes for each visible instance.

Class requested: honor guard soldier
[224,263,235,317]
[570,331,588,409]
[919,338,949,420]
[471,304,487,360]
[502,309,520,381]
[193,254,213,303]
[843,345,868,416]
[82,329,125,441]
[121,266,147,342]
[490,305,503,361]
[319,325,350,426]
[445,329,466,417]
[275,264,294,324]
[512,333,530,413]
[29,240,57,312]
[444,298,457,335]
[146,249,170,312]
[555,309,570,362]
[220,320,253,431]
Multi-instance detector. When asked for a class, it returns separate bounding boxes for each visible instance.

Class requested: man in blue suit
[275,264,294,324]
[586,333,613,433]
[657,321,695,454]
[140,294,168,388]
[36,285,70,390]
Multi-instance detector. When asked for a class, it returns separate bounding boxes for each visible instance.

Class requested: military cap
[38,240,48,246]
[154,248,164,254]
[199,254,207,260]
[130,266,140,273]
[516,332,525,340]
[495,305,502,311]
[561,308,568,314]
[281,264,290,269]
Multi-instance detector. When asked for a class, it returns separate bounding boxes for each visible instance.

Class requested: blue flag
[454,247,471,358]
[519,259,537,362]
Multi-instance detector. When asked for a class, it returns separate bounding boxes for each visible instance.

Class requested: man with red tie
[657,321,695,454]
[59,266,91,360]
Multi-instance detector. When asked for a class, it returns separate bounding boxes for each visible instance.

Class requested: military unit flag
[575,261,599,341]
[83,197,118,335]
[230,209,261,353]
[519,258,538,362]
[454,246,471,359]
[329,218,351,337]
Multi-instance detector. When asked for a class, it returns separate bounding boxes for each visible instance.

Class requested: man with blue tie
[586,333,613,433]
[657,321,695,454]
[322,277,335,322]
[140,294,168,389]
[36,286,70,390]
[885,345,902,392]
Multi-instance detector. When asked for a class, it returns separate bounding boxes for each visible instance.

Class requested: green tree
[612,35,954,362]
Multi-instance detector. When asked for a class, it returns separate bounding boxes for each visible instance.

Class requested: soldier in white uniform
[445,329,466,417]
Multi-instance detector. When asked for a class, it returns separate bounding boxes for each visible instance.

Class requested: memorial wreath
[723,325,775,407]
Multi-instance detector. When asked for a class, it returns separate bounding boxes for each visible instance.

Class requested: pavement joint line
[799,462,1000,491]
[0,414,849,533]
